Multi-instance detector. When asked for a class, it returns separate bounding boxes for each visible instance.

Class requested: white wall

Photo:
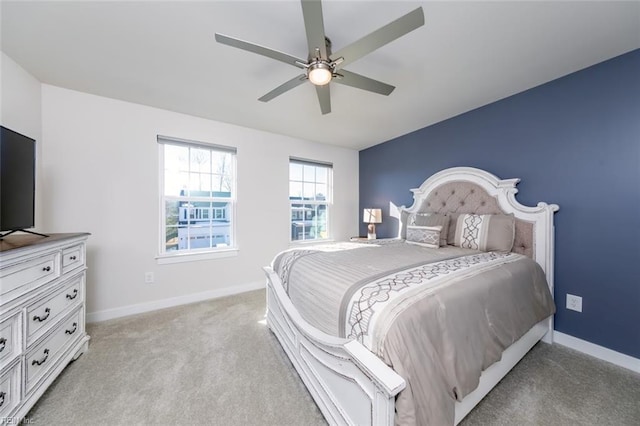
[41,85,359,320]
[0,51,44,230]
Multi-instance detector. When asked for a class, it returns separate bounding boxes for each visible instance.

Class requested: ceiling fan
[215,0,424,115]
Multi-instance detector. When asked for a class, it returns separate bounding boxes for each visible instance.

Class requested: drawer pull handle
[32,349,50,366]
[65,323,78,335]
[0,337,6,352]
[42,266,52,272]
[69,255,77,260]
[0,391,5,407]
[66,289,79,300]
[33,308,51,322]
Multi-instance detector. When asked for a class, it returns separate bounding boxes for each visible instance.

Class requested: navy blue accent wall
[359,49,640,358]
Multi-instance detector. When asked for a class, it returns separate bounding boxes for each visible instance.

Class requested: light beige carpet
[27,289,640,425]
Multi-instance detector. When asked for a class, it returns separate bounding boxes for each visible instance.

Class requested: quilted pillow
[406,225,442,249]
[453,213,515,252]
[410,213,450,247]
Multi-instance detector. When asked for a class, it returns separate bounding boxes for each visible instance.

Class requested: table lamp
[363,208,382,240]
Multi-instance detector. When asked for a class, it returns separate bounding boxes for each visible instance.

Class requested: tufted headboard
[398,167,558,281]
[418,181,535,258]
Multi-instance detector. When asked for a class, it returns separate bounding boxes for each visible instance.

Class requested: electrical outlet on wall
[144,272,154,284]
[566,294,582,312]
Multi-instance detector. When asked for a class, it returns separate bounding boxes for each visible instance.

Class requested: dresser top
[0,233,90,254]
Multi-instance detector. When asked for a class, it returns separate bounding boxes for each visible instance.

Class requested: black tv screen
[0,126,36,232]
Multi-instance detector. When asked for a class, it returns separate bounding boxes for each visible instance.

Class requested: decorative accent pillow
[454,213,515,252]
[409,213,450,247]
[400,210,423,240]
[406,225,442,249]
[445,212,460,245]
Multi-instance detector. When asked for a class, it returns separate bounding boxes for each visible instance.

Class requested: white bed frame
[264,167,559,425]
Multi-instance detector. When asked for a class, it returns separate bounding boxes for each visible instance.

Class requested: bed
[263,167,559,425]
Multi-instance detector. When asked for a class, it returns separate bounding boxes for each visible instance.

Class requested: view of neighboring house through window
[289,158,332,242]
[158,136,236,254]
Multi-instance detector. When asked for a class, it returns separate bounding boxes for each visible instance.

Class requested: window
[159,136,236,256]
[213,208,226,219]
[289,158,332,242]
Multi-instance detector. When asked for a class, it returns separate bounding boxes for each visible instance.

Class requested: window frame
[289,157,333,243]
[157,136,238,263]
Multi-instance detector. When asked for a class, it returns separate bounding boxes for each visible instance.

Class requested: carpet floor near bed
[26,289,639,425]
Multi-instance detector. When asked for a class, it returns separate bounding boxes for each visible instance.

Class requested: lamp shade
[363,208,382,224]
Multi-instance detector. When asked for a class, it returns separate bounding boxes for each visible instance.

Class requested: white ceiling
[2,1,639,150]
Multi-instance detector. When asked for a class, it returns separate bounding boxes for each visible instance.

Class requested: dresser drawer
[26,277,82,346]
[0,252,60,301]
[62,244,84,274]
[0,361,21,418]
[0,313,22,367]
[25,309,83,393]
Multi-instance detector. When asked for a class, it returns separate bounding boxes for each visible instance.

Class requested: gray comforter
[273,240,555,425]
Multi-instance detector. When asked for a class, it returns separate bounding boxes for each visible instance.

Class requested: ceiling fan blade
[315,85,331,115]
[331,7,424,69]
[301,0,327,59]
[333,70,395,96]
[215,33,306,68]
[258,75,308,102]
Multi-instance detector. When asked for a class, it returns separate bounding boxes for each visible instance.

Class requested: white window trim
[289,238,335,249]
[155,248,238,265]
[158,137,237,262]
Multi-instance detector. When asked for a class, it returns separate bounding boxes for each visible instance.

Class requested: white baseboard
[86,280,265,323]
[554,331,640,374]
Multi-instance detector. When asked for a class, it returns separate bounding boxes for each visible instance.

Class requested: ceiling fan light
[308,63,332,86]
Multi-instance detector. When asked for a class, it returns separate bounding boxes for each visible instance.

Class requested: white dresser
[0,233,90,422]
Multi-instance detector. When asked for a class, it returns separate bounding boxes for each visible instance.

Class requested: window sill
[156,248,238,265]
[289,239,334,248]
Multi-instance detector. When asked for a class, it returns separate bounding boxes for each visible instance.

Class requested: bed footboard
[264,266,405,426]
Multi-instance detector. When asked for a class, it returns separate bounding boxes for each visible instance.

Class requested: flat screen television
[0,126,41,239]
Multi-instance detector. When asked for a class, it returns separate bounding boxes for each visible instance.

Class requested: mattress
[272,240,556,425]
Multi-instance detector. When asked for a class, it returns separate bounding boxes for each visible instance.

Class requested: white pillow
[406,225,442,249]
